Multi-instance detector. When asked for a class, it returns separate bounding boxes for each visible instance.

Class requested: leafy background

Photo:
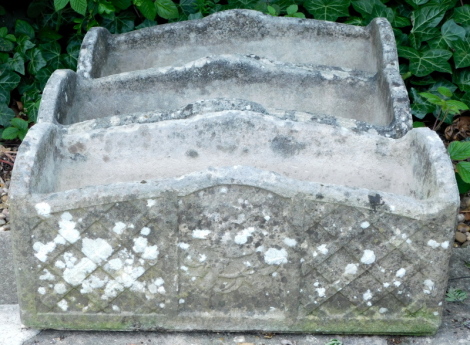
[0,0,469,185]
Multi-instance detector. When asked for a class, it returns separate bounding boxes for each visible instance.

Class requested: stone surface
[0,304,39,345]
[10,113,459,332]
[4,248,470,344]
[0,231,18,304]
[37,10,411,138]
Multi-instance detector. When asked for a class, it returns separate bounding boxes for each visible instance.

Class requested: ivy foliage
[0,0,469,144]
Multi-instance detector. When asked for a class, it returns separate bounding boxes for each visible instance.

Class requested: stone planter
[11,110,458,333]
[38,10,411,138]
[10,9,458,335]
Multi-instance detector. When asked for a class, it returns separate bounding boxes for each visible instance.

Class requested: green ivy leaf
[452,38,470,69]
[112,0,132,9]
[393,16,411,27]
[440,19,466,47]
[155,0,178,19]
[1,126,19,140]
[352,0,376,17]
[0,37,14,52]
[413,121,426,127]
[344,17,364,25]
[15,35,35,56]
[6,53,25,75]
[0,71,20,105]
[35,66,55,90]
[457,161,470,183]
[22,94,41,122]
[405,0,430,9]
[102,12,135,33]
[39,42,62,70]
[369,3,394,23]
[448,141,470,160]
[427,35,448,49]
[70,0,87,15]
[429,79,458,93]
[0,27,7,38]
[15,20,35,39]
[188,12,203,20]
[0,53,8,64]
[305,0,350,22]
[410,87,436,118]
[398,46,452,76]
[428,0,458,11]
[0,103,15,128]
[453,5,470,26]
[38,27,63,41]
[54,0,70,11]
[179,0,197,14]
[136,19,158,29]
[27,48,47,75]
[454,70,470,92]
[137,0,157,20]
[411,6,446,36]
[98,1,116,14]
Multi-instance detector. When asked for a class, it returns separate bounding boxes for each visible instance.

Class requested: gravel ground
[0,143,17,233]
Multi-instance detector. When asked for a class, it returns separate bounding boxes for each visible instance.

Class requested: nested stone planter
[10,111,458,334]
[39,10,411,138]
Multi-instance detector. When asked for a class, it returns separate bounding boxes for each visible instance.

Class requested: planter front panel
[14,185,450,333]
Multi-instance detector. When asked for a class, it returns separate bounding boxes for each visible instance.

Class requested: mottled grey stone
[0,232,18,304]
[37,10,411,138]
[10,112,458,333]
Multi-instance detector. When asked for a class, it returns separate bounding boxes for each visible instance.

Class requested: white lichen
[427,240,440,249]
[234,227,255,245]
[360,250,376,264]
[363,289,373,301]
[344,263,358,275]
[54,283,67,294]
[35,202,51,217]
[192,229,211,239]
[57,300,68,311]
[360,221,370,229]
[178,242,190,250]
[395,268,406,278]
[379,308,388,314]
[33,242,56,263]
[147,199,156,208]
[63,257,97,286]
[58,212,79,244]
[316,288,326,297]
[107,258,123,271]
[423,279,434,294]
[82,238,113,264]
[264,248,288,265]
[39,269,55,281]
[283,237,297,247]
[113,222,127,235]
[317,244,328,255]
[140,227,151,236]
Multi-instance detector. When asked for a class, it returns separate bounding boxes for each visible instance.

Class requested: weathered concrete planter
[11,110,458,334]
[39,10,411,138]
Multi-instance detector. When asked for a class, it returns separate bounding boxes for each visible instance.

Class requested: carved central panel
[176,185,301,316]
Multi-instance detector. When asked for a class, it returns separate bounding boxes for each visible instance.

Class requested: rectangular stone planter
[10,111,458,334]
[38,10,411,138]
